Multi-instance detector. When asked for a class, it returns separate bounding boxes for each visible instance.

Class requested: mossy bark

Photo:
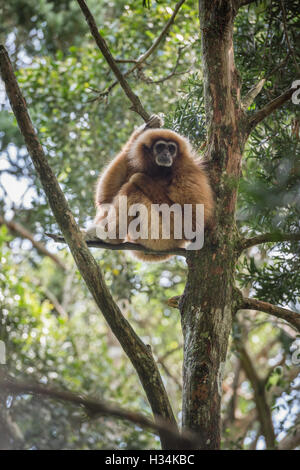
[180,1,246,449]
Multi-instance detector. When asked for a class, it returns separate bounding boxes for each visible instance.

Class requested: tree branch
[238,295,300,332]
[91,0,186,99]
[236,342,276,449]
[0,44,178,449]
[238,231,300,252]
[241,52,291,110]
[241,78,266,110]
[137,45,192,85]
[0,376,198,449]
[248,85,300,131]
[46,232,187,257]
[0,215,67,271]
[76,0,150,121]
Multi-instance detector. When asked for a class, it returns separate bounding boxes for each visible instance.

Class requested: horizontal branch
[0,44,178,449]
[238,295,300,332]
[238,231,300,252]
[248,85,299,130]
[0,376,198,449]
[46,232,187,257]
[0,215,67,270]
[77,0,149,121]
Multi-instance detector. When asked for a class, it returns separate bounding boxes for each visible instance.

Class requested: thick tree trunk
[180,0,245,449]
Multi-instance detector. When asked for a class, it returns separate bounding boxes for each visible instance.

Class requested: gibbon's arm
[129,173,173,205]
[167,165,215,222]
[95,115,163,206]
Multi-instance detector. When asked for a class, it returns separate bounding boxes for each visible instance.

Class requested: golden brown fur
[92,121,214,261]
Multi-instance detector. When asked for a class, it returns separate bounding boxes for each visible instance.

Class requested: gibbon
[86,115,214,261]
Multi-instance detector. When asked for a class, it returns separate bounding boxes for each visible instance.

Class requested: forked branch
[90,0,186,99]
[241,78,266,110]
[248,85,300,131]
[76,0,149,120]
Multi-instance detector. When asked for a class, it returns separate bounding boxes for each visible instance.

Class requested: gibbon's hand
[129,172,151,188]
[129,172,170,204]
[145,114,164,130]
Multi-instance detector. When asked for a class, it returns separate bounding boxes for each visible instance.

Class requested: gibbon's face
[152,140,178,167]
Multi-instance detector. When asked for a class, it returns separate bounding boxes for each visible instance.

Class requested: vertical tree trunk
[180,0,246,449]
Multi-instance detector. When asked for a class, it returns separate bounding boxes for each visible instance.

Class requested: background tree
[0,0,299,450]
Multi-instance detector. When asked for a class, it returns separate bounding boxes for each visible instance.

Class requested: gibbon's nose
[156,151,173,167]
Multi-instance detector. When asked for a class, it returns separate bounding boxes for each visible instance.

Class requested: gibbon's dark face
[152,140,178,167]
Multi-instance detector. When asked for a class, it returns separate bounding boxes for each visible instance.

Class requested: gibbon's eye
[155,142,167,154]
[167,142,177,156]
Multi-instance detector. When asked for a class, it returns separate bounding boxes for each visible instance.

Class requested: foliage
[0,0,299,450]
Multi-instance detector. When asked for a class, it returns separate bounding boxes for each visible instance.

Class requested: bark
[179,0,244,449]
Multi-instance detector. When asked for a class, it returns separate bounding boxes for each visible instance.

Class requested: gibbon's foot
[80,227,98,240]
[145,114,164,129]
[82,224,125,245]
[129,172,149,187]
[81,224,107,240]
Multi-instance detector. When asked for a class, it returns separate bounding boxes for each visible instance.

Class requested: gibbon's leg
[167,170,214,234]
[118,179,185,261]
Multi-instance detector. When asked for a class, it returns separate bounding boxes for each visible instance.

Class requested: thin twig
[137,45,192,85]
[92,0,186,100]
[76,0,150,121]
